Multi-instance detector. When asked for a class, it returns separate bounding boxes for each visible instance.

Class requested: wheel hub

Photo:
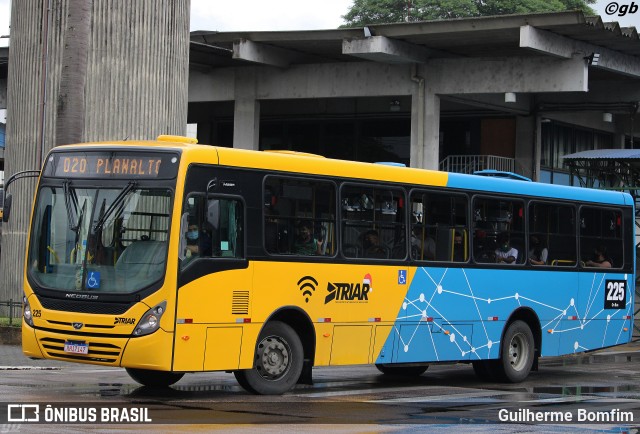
[509,332,529,371]
[257,336,290,379]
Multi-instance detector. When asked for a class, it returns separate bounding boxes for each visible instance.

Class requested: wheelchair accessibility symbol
[86,271,101,289]
[398,270,407,285]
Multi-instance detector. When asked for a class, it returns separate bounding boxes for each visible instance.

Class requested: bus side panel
[574,271,634,352]
[250,262,414,367]
[376,267,594,364]
[173,266,257,372]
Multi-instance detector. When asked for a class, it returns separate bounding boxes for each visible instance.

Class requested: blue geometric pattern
[376,267,633,364]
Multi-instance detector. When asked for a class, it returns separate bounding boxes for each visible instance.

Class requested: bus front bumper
[23,323,175,371]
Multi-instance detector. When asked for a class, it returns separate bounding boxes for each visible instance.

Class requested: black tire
[495,320,535,383]
[234,321,303,395]
[126,368,184,387]
[375,364,428,377]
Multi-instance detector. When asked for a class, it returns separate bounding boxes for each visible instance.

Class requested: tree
[342,0,596,27]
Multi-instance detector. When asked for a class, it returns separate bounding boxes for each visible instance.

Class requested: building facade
[188,11,640,185]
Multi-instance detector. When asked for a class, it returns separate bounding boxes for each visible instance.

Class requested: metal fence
[0,299,21,326]
[439,154,515,174]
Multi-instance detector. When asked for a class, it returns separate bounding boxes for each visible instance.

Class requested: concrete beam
[342,36,431,64]
[233,39,293,68]
[520,25,640,78]
[189,57,589,103]
[427,56,587,94]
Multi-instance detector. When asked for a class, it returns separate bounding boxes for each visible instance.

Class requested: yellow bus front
[21,143,187,376]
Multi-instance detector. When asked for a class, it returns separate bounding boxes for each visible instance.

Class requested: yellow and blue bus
[12,135,635,394]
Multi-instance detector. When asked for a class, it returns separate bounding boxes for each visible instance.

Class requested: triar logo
[325,274,373,304]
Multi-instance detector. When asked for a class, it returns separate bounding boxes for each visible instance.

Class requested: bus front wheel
[125,368,184,387]
[234,321,304,395]
[495,320,535,383]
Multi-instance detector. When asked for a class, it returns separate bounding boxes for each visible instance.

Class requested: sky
[1,0,639,40]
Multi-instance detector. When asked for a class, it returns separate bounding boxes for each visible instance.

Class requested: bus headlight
[23,295,34,327]
[133,301,167,336]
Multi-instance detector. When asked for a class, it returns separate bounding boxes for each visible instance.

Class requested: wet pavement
[2,341,640,432]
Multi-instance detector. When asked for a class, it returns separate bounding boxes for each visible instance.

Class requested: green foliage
[0,317,20,327]
[342,0,596,27]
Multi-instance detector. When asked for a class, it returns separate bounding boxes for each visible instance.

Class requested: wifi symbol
[297,276,318,303]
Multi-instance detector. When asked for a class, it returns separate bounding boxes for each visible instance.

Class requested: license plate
[64,341,88,355]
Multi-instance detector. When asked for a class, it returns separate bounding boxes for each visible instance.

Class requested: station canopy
[562,149,640,197]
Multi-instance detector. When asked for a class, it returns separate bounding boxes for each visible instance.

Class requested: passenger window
[473,197,525,265]
[410,191,468,262]
[263,177,336,256]
[529,202,575,266]
[180,195,244,267]
[341,185,406,259]
[580,207,622,269]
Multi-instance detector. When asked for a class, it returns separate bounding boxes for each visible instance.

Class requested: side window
[529,202,576,266]
[410,190,468,262]
[341,185,406,259]
[473,197,525,265]
[181,195,244,267]
[263,177,336,256]
[580,207,622,269]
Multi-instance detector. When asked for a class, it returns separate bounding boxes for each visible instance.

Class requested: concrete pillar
[515,115,536,180]
[233,68,260,151]
[410,64,440,170]
[423,86,441,171]
[0,78,6,109]
[533,117,542,182]
[0,0,190,304]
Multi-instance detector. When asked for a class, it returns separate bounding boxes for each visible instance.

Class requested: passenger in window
[585,245,612,268]
[529,235,548,266]
[294,221,323,255]
[363,229,387,258]
[185,218,212,259]
[495,232,518,264]
[411,227,435,260]
[453,231,466,262]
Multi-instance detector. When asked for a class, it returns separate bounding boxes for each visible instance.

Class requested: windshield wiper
[63,180,80,231]
[93,181,137,233]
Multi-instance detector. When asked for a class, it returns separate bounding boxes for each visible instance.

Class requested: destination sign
[45,151,180,179]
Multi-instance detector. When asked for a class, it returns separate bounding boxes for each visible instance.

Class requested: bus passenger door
[173,194,251,372]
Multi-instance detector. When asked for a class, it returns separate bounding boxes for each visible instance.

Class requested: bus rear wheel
[375,364,428,377]
[234,321,303,395]
[125,368,184,387]
[495,320,535,383]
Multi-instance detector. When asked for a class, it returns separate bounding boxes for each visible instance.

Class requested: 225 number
[604,280,626,309]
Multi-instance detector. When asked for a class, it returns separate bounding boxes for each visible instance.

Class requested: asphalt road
[1,343,640,432]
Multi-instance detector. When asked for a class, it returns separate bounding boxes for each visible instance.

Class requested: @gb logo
[605,1,638,16]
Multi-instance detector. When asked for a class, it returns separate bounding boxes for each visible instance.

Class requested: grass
[0,317,21,327]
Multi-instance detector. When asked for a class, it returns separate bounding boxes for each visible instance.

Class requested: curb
[0,326,21,345]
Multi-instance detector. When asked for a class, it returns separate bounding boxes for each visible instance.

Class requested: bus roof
[51,140,632,207]
[212,147,631,206]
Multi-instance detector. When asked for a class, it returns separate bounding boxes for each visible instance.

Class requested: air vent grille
[232,291,249,315]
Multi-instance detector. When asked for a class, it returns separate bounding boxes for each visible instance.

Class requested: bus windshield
[28,184,172,293]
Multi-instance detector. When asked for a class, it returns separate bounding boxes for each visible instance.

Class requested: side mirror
[2,194,12,223]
